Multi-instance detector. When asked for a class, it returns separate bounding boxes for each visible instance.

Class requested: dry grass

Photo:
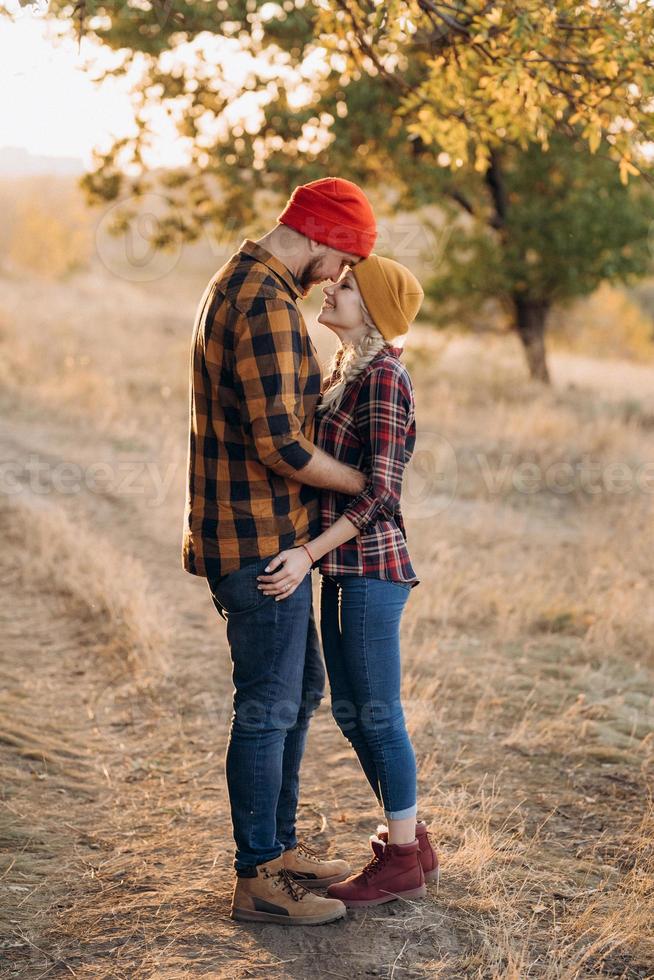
[0,271,191,441]
[1,260,653,977]
[396,324,654,976]
[548,282,654,364]
[1,495,172,676]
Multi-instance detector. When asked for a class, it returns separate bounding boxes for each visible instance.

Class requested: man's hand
[256,547,313,600]
[354,467,368,493]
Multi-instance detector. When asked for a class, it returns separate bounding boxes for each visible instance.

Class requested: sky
[0,1,304,171]
[0,2,191,168]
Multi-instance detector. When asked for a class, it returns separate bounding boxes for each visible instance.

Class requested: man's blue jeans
[319,574,418,822]
[207,556,325,876]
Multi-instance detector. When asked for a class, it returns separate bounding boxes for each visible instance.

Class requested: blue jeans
[207,556,325,876]
[319,574,417,822]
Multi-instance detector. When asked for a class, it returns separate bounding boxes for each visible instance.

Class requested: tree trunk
[513,295,551,383]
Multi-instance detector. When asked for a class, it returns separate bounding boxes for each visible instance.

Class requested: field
[1,224,653,978]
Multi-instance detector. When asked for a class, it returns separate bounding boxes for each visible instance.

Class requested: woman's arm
[338,363,413,532]
[306,513,360,561]
[310,363,413,556]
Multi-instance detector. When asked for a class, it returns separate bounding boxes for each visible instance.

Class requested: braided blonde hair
[318,301,392,415]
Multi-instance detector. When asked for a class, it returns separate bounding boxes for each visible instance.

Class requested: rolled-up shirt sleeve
[341,365,413,532]
[233,295,317,478]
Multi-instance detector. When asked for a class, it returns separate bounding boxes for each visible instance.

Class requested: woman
[256,254,439,908]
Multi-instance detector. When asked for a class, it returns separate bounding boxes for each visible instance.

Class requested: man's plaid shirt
[182,239,322,579]
[315,347,420,589]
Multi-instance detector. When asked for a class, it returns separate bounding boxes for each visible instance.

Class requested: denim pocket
[210,557,275,617]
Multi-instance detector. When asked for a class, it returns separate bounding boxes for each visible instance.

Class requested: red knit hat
[277,177,377,258]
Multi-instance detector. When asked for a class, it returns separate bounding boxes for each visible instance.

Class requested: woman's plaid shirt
[182,239,322,579]
[315,347,420,589]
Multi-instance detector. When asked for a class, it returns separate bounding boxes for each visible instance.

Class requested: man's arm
[233,296,366,495]
[292,446,367,495]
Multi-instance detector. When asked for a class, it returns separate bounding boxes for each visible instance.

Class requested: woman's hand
[256,547,313,600]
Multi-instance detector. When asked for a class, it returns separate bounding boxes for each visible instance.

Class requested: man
[182,177,377,925]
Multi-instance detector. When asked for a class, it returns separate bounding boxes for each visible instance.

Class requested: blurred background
[1,2,653,977]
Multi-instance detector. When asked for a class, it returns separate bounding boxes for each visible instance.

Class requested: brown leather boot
[230,853,347,925]
[326,835,426,908]
[282,839,351,889]
[376,820,440,884]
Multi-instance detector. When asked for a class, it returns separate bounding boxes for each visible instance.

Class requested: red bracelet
[301,543,316,564]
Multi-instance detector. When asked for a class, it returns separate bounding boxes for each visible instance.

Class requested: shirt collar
[371,345,404,361]
[238,239,306,301]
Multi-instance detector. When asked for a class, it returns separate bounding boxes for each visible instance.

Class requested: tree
[39,0,654,211]
[420,133,654,381]
[38,0,654,378]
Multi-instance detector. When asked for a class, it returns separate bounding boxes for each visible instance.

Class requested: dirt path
[2,368,653,977]
[0,410,462,979]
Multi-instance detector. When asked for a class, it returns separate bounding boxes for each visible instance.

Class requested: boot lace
[295,840,326,863]
[359,844,391,882]
[262,865,311,902]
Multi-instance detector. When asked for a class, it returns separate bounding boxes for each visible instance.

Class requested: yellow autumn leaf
[618,156,640,183]
[427,56,446,72]
[587,126,602,153]
[474,144,490,172]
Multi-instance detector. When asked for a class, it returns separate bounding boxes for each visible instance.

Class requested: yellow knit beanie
[351,254,424,342]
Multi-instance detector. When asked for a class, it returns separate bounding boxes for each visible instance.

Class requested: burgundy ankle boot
[377,820,440,884]
[326,836,426,908]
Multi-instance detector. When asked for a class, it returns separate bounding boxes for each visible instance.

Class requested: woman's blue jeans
[319,574,418,822]
[207,556,325,876]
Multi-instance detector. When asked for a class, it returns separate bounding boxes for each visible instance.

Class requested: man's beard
[297,256,324,291]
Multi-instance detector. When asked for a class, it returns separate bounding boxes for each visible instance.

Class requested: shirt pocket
[319,403,357,431]
[359,521,404,560]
